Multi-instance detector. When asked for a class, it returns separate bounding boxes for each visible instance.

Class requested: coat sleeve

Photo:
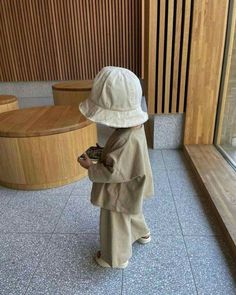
[88,138,135,183]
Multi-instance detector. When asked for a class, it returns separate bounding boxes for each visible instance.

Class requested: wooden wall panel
[0,0,142,81]
[143,0,158,113]
[144,0,193,114]
[184,0,229,144]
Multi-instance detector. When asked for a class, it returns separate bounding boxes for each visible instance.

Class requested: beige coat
[88,125,154,214]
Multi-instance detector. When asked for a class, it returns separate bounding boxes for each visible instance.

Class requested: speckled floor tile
[25,234,122,295]
[143,196,182,236]
[185,236,236,295]
[16,182,76,197]
[1,148,235,295]
[0,188,17,215]
[167,169,202,197]
[0,194,69,233]
[162,149,192,170]
[55,196,99,233]
[174,194,223,236]
[71,177,92,197]
[123,235,197,295]
[0,233,50,295]
[148,149,166,170]
[152,169,173,199]
[0,186,18,194]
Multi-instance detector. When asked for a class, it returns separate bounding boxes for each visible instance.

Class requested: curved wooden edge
[0,95,18,105]
[0,173,88,190]
[0,106,94,138]
[0,101,19,113]
[53,90,90,106]
[52,80,93,91]
[0,120,94,138]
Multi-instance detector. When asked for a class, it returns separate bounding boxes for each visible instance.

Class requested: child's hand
[78,153,93,169]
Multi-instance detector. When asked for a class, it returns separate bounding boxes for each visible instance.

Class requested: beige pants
[99,208,150,267]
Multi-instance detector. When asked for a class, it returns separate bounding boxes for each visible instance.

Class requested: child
[78,66,154,268]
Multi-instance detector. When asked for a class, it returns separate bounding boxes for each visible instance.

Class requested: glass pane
[216,19,236,169]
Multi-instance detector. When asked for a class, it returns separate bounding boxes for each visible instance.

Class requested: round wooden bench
[0,106,97,190]
[0,95,19,113]
[52,80,93,105]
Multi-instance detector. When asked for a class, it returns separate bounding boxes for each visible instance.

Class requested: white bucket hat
[79,66,148,128]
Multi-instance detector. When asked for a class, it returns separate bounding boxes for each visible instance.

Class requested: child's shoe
[137,232,151,244]
[95,251,128,269]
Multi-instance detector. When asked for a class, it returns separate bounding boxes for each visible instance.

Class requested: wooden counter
[0,106,97,190]
[0,95,19,113]
[52,80,93,105]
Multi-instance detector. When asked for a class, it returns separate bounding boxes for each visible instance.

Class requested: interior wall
[0,82,54,108]
[0,0,142,81]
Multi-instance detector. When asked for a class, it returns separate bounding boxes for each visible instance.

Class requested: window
[215,1,236,170]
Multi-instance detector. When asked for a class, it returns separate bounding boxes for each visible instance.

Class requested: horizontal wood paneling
[0,0,142,81]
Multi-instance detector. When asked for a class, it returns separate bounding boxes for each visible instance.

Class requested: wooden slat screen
[0,0,142,81]
[145,0,194,114]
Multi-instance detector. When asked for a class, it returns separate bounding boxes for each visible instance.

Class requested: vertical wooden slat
[5,0,22,80]
[178,0,192,113]
[79,0,89,79]
[107,0,113,66]
[11,0,29,80]
[40,0,54,79]
[1,0,17,80]
[66,0,77,78]
[28,0,43,79]
[171,0,183,113]
[121,0,127,68]
[157,0,166,113]
[141,0,145,79]
[90,1,100,74]
[76,0,86,78]
[116,0,122,68]
[84,0,93,78]
[131,0,136,72]
[25,1,40,80]
[0,5,12,81]
[164,0,174,113]
[143,0,158,113]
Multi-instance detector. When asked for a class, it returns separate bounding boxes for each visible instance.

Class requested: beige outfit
[88,125,154,267]
[88,125,154,214]
[100,209,150,267]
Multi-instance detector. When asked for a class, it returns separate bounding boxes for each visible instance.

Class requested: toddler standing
[78,66,154,268]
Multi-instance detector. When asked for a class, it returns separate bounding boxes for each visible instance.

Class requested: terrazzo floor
[0,148,236,294]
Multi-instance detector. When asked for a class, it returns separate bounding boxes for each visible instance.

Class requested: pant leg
[99,209,150,267]
[131,212,150,243]
[100,208,132,267]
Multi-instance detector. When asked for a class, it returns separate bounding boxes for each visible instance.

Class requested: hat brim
[79,98,148,128]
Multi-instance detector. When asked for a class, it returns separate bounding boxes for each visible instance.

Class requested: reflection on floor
[0,148,236,295]
[220,144,236,166]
